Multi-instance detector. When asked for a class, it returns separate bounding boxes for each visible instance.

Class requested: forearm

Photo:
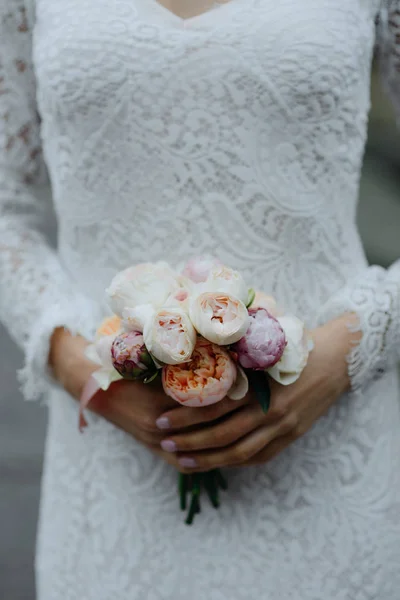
[49,328,96,400]
[317,264,400,391]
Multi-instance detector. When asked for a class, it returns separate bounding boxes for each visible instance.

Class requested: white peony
[144,306,197,365]
[189,291,249,345]
[200,265,249,305]
[106,262,180,317]
[267,315,311,385]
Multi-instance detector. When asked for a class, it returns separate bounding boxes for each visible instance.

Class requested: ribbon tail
[79,374,101,432]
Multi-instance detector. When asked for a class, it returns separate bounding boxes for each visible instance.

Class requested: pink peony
[234,308,286,370]
[111,331,155,380]
[162,337,237,407]
[182,256,222,283]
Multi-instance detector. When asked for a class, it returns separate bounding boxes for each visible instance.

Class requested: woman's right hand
[48,327,251,465]
[48,327,176,448]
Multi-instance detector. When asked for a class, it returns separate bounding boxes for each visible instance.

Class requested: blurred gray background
[1,69,400,600]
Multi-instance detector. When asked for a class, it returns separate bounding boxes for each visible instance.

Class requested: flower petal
[144,306,196,365]
[227,365,249,400]
[79,375,101,431]
[266,364,302,386]
[85,343,102,366]
[92,367,123,391]
[202,265,249,304]
[122,304,155,333]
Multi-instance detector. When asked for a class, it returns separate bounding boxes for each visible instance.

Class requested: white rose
[201,266,249,305]
[189,292,249,345]
[163,287,191,312]
[267,315,311,385]
[122,304,155,333]
[144,307,197,365]
[106,262,179,317]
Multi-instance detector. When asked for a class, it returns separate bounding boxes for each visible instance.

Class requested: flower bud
[111,331,155,380]
[235,308,286,370]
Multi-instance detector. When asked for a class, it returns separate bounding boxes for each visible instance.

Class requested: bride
[1,0,400,598]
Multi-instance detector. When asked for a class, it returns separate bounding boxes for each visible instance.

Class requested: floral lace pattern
[1,0,400,599]
[317,0,400,393]
[0,1,102,399]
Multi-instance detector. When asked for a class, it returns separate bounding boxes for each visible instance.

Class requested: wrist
[49,327,96,400]
[313,313,361,395]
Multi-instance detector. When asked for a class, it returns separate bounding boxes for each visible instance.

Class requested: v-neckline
[145,0,243,29]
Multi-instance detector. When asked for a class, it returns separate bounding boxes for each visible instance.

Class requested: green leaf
[139,350,155,369]
[143,370,159,384]
[248,370,271,414]
[246,288,256,308]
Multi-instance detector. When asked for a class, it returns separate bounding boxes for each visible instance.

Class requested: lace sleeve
[0,1,101,401]
[376,0,400,120]
[316,264,400,391]
[314,2,400,392]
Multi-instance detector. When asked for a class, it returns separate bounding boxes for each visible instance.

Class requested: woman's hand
[49,327,176,447]
[48,327,249,452]
[152,314,361,472]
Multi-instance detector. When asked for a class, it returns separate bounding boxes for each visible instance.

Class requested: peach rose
[95,315,122,339]
[162,337,247,407]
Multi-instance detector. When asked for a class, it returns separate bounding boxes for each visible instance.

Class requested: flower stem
[180,470,228,523]
[204,471,220,508]
[185,474,201,525]
[179,473,187,511]
[214,469,228,490]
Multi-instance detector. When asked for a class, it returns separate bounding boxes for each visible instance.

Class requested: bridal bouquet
[81,258,312,524]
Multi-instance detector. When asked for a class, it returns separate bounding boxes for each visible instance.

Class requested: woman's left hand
[152,314,360,473]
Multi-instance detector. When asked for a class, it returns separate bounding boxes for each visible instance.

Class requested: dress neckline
[139,0,244,29]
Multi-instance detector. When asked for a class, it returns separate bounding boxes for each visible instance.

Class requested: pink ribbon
[79,375,101,432]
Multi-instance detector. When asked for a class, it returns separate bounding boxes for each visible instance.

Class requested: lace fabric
[317,0,400,392]
[1,1,400,599]
[0,1,101,399]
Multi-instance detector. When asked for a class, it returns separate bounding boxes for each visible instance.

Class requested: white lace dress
[1,0,400,598]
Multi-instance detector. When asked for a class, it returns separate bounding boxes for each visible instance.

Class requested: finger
[91,383,164,437]
[142,443,181,468]
[155,393,251,432]
[233,433,295,467]
[176,420,292,472]
[161,403,268,453]
[97,405,164,446]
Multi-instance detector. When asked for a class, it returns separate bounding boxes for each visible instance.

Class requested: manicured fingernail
[179,458,197,468]
[161,440,177,453]
[156,416,170,430]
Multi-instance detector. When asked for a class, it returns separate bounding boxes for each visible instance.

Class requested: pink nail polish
[179,457,197,468]
[161,440,177,453]
[156,416,170,430]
